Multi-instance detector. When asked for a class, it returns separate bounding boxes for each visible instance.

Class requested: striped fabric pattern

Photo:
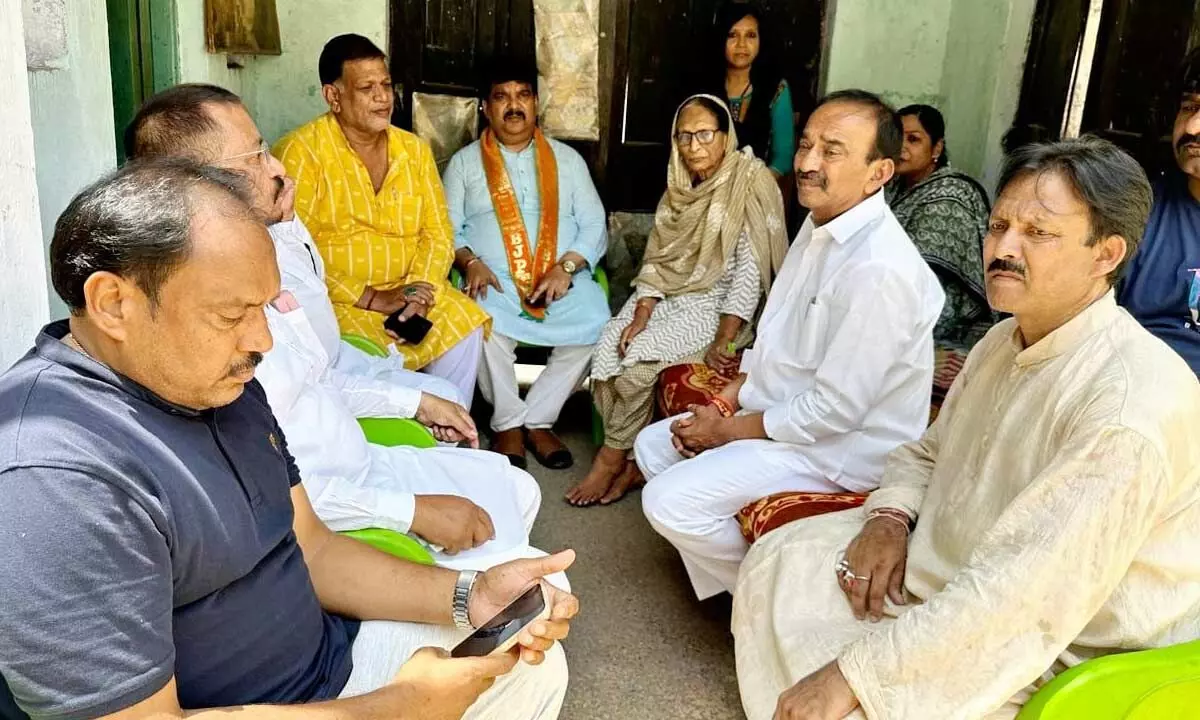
[275,113,490,370]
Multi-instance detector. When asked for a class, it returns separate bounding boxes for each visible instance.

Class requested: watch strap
[453,569,479,629]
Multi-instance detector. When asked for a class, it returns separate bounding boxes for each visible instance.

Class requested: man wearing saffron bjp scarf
[275,35,489,405]
[443,58,609,470]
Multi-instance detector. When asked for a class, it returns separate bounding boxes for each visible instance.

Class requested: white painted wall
[176,0,245,95]
[823,0,1038,187]
[174,0,388,144]
[26,0,116,319]
[2,0,51,369]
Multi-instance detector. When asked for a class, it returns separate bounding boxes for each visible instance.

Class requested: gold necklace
[63,333,95,361]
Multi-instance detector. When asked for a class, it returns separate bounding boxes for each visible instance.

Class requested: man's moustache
[798,171,827,190]
[988,258,1026,278]
[1177,133,1200,153]
[504,111,525,120]
[229,352,264,377]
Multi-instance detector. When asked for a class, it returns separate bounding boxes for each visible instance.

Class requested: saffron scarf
[481,127,559,320]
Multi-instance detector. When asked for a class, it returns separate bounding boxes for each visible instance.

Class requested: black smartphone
[384,307,433,344]
[451,584,551,658]
[525,292,548,309]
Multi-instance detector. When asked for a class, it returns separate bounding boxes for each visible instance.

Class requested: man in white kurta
[635,91,944,600]
[735,137,1200,720]
[126,84,552,568]
[262,218,546,568]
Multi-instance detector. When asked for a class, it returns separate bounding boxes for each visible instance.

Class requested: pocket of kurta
[797,299,828,367]
[383,191,424,237]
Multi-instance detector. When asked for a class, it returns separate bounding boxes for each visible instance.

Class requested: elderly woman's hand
[704,340,739,377]
[618,317,649,358]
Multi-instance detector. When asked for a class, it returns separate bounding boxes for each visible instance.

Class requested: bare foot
[599,461,645,505]
[565,446,626,506]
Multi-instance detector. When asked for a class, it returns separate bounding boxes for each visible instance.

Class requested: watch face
[562,260,577,274]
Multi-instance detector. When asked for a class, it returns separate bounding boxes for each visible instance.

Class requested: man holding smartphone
[0,160,577,720]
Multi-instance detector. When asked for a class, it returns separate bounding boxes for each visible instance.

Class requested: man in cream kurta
[635,91,944,600]
[736,138,1200,720]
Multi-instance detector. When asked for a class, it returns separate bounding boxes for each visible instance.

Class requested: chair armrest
[593,264,609,299]
[1018,639,1200,719]
[340,527,435,565]
[357,417,437,449]
[342,333,388,358]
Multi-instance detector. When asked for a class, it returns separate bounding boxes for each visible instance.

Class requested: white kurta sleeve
[302,473,417,534]
[864,341,979,517]
[761,263,923,445]
[838,427,1173,720]
[321,363,422,420]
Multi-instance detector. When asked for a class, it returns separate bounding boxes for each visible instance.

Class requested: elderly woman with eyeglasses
[565,94,787,506]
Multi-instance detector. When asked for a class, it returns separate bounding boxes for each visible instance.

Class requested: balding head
[52,158,279,410]
[125,84,243,161]
[126,84,290,223]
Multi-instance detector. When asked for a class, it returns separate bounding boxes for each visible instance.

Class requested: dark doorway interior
[1015,0,1199,174]
[389,0,825,212]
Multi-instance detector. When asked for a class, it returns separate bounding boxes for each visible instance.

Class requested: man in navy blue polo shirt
[0,159,576,720]
[1119,50,1200,376]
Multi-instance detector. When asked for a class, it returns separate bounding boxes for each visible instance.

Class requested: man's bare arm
[290,485,456,625]
[95,677,410,720]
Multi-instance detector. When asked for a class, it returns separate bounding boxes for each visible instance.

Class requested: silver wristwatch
[453,569,479,630]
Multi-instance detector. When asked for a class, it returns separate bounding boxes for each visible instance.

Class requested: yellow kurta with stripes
[274,113,490,369]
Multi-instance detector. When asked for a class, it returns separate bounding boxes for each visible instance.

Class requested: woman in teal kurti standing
[710,1,795,177]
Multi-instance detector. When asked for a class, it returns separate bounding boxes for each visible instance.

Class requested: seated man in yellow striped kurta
[275,34,490,404]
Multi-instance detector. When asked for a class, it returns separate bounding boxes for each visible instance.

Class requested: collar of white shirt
[809,189,888,245]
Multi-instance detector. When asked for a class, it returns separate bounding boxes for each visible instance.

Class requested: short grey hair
[997,135,1152,285]
[51,158,257,313]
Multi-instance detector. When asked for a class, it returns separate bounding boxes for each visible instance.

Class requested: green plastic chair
[339,333,439,448]
[450,265,609,446]
[357,416,437,449]
[343,332,388,358]
[1018,639,1200,719]
[340,527,435,565]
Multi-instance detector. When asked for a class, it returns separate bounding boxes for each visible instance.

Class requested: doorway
[388,0,825,211]
[106,0,179,162]
[1014,0,1199,172]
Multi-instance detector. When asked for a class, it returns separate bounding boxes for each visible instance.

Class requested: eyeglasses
[217,139,271,164]
[674,129,719,147]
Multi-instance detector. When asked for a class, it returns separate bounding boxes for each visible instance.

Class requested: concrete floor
[489,394,747,720]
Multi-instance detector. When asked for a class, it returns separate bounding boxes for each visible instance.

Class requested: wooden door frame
[107,0,178,161]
